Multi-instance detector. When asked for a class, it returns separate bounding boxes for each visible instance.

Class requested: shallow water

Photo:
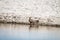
[0,23,60,40]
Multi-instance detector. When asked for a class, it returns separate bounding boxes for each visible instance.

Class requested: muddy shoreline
[0,22,60,27]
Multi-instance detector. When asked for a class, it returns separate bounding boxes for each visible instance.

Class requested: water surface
[0,23,60,40]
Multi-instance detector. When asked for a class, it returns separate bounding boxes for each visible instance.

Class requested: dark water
[0,23,60,40]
